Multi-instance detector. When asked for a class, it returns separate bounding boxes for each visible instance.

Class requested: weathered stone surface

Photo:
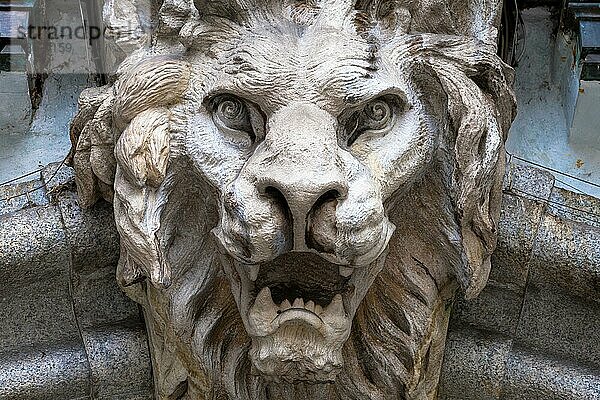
[450,282,523,337]
[527,201,600,301]
[503,160,555,202]
[489,192,545,289]
[515,288,600,369]
[57,191,120,273]
[72,264,141,330]
[0,178,152,399]
[438,328,600,400]
[0,206,68,284]
[0,343,90,400]
[502,346,600,400]
[439,329,511,400]
[0,200,92,400]
[82,323,152,398]
[547,187,600,229]
[0,278,81,353]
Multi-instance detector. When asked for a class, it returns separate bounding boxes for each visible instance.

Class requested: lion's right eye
[211,95,261,143]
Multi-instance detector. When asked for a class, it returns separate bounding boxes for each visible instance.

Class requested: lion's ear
[69,56,190,208]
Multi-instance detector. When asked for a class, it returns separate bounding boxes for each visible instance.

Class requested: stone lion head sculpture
[69,0,515,398]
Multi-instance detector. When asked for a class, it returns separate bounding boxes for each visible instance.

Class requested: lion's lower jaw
[249,326,344,383]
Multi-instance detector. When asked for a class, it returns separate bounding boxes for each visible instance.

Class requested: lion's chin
[246,285,350,382]
[249,320,344,383]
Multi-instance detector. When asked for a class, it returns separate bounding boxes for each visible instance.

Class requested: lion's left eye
[342,96,399,146]
[211,95,263,143]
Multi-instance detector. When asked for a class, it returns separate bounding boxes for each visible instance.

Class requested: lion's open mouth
[254,252,352,308]
[220,241,389,381]
[230,251,367,382]
[245,252,354,336]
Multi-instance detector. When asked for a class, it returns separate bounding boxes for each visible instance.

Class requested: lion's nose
[257,176,347,252]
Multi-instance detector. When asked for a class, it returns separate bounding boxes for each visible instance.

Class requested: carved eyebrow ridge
[210,23,383,113]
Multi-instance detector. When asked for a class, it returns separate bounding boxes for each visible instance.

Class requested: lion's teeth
[323,294,344,316]
[248,264,260,281]
[254,287,274,314]
[293,298,304,308]
[314,304,323,315]
[281,299,291,310]
[305,300,315,312]
[339,266,353,277]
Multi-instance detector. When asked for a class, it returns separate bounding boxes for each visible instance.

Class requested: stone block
[501,346,600,400]
[503,161,555,202]
[0,179,48,217]
[450,282,524,337]
[82,322,153,398]
[491,192,545,289]
[0,277,81,353]
[0,343,90,400]
[515,287,600,369]
[438,329,512,400]
[547,187,600,229]
[527,210,600,302]
[0,205,68,285]
[57,190,120,273]
[72,264,140,330]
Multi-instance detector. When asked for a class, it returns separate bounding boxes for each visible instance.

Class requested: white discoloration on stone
[69,0,516,398]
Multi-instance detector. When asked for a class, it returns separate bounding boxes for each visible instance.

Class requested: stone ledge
[0,342,90,400]
[439,328,600,400]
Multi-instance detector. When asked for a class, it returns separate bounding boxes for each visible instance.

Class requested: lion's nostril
[306,190,340,254]
[263,186,294,251]
[263,186,289,211]
[318,189,341,203]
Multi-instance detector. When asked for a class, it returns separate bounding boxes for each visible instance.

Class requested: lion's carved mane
[69,1,515,399]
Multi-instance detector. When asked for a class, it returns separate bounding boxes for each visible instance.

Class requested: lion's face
[71,1,515,397]
[174,24,444,382]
